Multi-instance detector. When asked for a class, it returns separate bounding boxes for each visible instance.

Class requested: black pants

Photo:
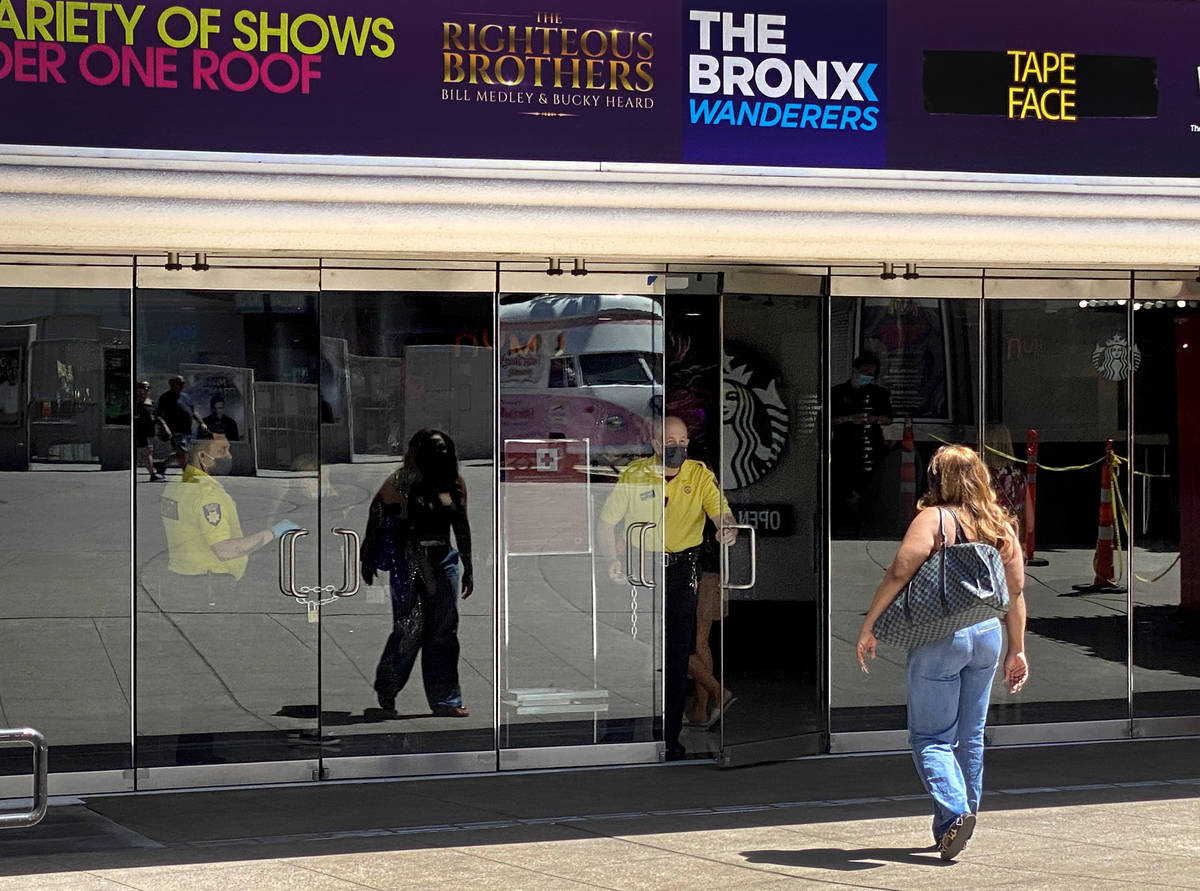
[374,545,464,709]
[663,552,700,752]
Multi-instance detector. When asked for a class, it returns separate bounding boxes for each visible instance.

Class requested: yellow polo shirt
[599,457,729,553]
[161,466,247,579]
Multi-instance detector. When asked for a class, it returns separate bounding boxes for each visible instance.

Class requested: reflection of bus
[499,294,663,462]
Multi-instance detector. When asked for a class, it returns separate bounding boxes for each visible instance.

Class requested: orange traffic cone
[1072,439,1126,594]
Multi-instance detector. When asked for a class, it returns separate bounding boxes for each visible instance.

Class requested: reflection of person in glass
[856,445,1028,860]
[361,429,474,719]
[830,352,893,536]
[200,395,240,441]
[134,381,167,482]
[598,415,736,760]
[157,374,208,470]
[161,434,300,587]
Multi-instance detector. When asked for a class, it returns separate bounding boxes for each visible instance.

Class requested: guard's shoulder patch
[202,502,223,526]
[160,498,178,521]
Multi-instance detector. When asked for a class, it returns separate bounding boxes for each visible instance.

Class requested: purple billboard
[0,1,1197,176]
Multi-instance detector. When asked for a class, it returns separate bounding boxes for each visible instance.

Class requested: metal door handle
[623,521,657,587]
[722,523,757,590]
[637,522,657,587]
[0,728,47,829]
[277,528,308,598]
[624,521,649,586]
[333,527,360,597]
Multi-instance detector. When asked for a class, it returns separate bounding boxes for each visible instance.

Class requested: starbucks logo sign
[1091,334,1141,382]
[722,345,789,489]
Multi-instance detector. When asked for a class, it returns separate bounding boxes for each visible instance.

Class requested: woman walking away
[856,444,1029,861]
[361,429,474,718]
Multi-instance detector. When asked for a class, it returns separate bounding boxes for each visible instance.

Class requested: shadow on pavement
[741,845,947,871]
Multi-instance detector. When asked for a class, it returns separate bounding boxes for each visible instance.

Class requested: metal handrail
[0,728,48,829]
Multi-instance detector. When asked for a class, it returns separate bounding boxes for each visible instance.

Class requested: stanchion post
[1024,428,1048,566]
[900,417,916,522]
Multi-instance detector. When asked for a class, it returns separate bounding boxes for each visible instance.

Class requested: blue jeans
[906,618,1002,839]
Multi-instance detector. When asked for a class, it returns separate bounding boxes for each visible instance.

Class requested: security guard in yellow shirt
[161,434,299,594]
[600,415,736,760]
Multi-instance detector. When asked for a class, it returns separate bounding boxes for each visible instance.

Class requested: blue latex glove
[272,519,302,539]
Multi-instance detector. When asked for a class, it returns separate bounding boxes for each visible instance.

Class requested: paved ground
[0,738,1196,889]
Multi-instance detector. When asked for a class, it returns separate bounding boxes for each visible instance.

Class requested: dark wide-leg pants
[663,555,700,752]
[374,546,464,709]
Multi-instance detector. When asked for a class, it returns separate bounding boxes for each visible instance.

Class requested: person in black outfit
[361,429,474,718]
[133,381,167,481]
[200,396,240,442]
[831,352,894,537]
[157,374,208,469]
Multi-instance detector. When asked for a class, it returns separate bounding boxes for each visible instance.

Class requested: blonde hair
[918,444,1016,559]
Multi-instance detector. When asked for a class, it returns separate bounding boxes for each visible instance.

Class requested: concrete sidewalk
[0,738,1197,889]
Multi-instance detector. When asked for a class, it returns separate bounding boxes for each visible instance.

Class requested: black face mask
[207,457,233,476]
[663,445,687,468]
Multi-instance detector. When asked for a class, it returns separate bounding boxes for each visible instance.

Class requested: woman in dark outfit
[361,429,474,718]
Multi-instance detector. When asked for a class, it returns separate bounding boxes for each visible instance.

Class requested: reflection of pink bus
[499,294,663,462]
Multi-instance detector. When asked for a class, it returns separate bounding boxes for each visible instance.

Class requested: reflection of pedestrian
[831,352,893,537]
[599,415,736,760]
[160,434,299,584]
[856,445,1029,861]
[134,381,167,482]
[361,429,474,719]
[984,425,1027,545]
[201,396,240,441]
[157,374,208,469]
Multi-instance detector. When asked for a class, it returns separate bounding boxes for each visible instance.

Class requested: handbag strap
[937,508,951,614]
[903,508,950,625]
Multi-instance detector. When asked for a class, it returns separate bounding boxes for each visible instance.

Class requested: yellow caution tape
[1106,451,1179,585]
[924,434,1177,585]
[927,435,1170,479]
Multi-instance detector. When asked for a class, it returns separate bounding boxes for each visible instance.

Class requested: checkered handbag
[872,509,1010,650]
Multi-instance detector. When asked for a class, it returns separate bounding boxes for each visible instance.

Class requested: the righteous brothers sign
[1,0,1198,177]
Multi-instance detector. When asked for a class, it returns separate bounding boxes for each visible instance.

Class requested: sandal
[704,690,736,729]
[432,704,469,718]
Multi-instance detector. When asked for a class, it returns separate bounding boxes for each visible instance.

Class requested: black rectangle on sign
[923,51,1158,117]
[730,503,796,537]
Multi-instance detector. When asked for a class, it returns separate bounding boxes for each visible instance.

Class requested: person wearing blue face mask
[831,352,894,537]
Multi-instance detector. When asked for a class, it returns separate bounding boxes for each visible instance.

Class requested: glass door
[134,258,325,786]
[0,256,134,796]
[714,271,827,766]
[497,265,666,768]
[316,262,496,778]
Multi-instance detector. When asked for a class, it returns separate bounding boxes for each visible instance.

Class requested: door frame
[495,263,667,771]
[711,268,830,767]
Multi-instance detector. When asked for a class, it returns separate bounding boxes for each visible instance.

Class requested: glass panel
[0,282,131,775]
[1132,279,1200,718]
[714,288,825,757]
[498,290,664,750]
[985,295,1128,725]
[830,292,981,732]
[319,288,495,754]
[135,286,321,768]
